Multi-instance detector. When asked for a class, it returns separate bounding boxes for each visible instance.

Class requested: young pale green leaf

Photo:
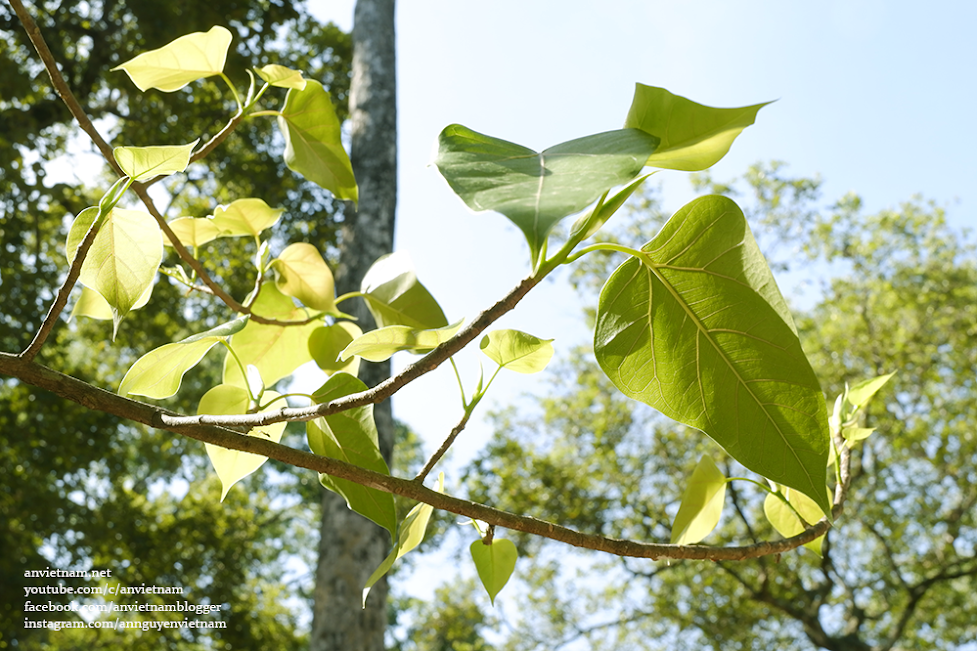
[763,491,825,556]
[340,320,464,363]
[199,385,286,501]
[114,141,199,182]
[254,64,307,89]
[221,284,320,388]
[479,329,554,374]
[363,473,444,608]
[846,372,895,409]
[65,207,100,266]
[210,198,284,238]
[470,538,518,605]
[112,25,233,92]
[361,252,449,330]
[842,427,876,444]
[308,373,397,540]
[308,323,362,376]
[277,80,357,202]
[119,318,247,398]
[165,216,222,248]
[270,242,336,312]
[624,84,770,171]
[72,208,163,336]
[70,284,152,321]
[435,124,658,263]
[670,455,728,545]
[594,195,831,517]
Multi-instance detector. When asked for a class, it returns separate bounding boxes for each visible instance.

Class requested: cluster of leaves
[4,19,881,614]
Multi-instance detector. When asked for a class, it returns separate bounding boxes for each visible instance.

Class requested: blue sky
[309,1,976,470]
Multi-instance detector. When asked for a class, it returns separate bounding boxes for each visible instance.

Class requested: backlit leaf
[470,538,518,605]
[361,252,448,330]
[255,64,306,89]
[221,284,320,388]
[166,216,222,248]
[68,207,162,336]
[119,318,247,398]
[479,329,554,374]
[763,490,825,556]
[112,25,233,92]
[670,455,728,545]
[309,323,362,376]
[278,80,357,202]
[363,473,444,607]
[71,284,152,321]
[435,124,658,263]
[594,195,831,516]
[624,84,769,171]
[308,373,396,539]
[114,141,198,182]
[199,385,286,501]
[846,372,895,409]
[270,242,336,312]
[340,320,464,363]
[210,198,284,239]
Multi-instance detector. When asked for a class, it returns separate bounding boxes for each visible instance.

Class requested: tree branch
[414,407,472,483]
[0,350,847,562]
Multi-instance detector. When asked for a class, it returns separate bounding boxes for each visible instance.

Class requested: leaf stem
[562,242,645,266]
[220,341,254,402]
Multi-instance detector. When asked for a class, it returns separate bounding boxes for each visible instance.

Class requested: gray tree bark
[310,1,397,649]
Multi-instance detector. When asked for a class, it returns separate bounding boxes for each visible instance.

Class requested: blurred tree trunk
[309,0,397,649]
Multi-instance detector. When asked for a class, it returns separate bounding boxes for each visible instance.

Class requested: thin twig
[414,408,472,483]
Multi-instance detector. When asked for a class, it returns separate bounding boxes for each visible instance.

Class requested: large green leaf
[594,195,831,515]
[308,373,396,540]
[435,125,658,263]
[624,84,770,171]
[277,80,357,202]
[363,473,444,607]
[340,320,464,363]
[114,142,198,182]
[360,252,448,330]
[112,25,233,92]
[222,284,320,388]
[270,242,336,312]
[119,318,248,398]
[670,455,728,545]
[479,329,554,374]
[199,385,286,501]
[66,207,163,336]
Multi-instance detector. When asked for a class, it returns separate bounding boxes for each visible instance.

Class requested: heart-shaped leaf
[199,385,286,501]
[119,318,248,398]
[277,80,357,202]
[362,473,444,607]
[594,195,831,516]
[435,125,658,263]
[308,373,396,540]
[340,320,464,363]
[360,252,448,330]
[112,25,233,92]
[67,207,163,336]
[624,84,770,171]
[165,216,222,248]
[309,323,362,376]
[479,329,554,374]
[71,284,153,321]
[210,198,284,239]
[270,242,336,312]
[114,141,199,182]
[670,455,728,545]
[470,538,518,605]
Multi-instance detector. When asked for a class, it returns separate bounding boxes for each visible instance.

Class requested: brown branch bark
[0,350,849,562]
